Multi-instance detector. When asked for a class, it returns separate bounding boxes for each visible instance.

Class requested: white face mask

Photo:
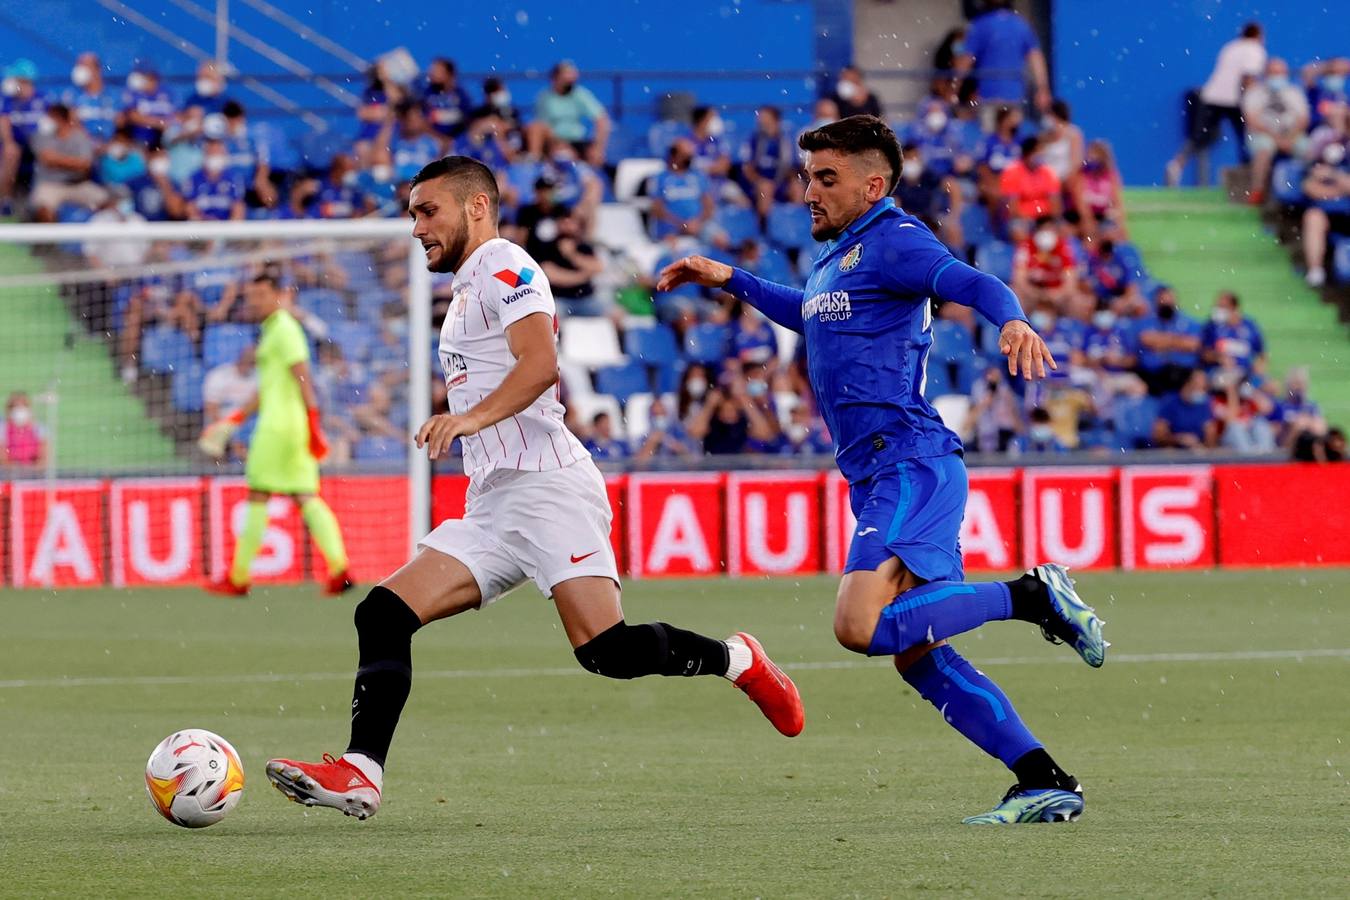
[1211,307,1231,325]
[924,110,947,133]
[342,170,359,187]
[9,405,32,426]
[127,72,149,92]
[902,160,923,182]
[836,79,859,101]
[202,113,227,139]
[687,378,708,399]
[706,115,725,137]
[371,164,393,183]
[196,78,220,97]
[1034,229,1058,252]
[106,143,129,161]
[1031,311,1054,332]
[36,116,57,137]
[116,197,136,216]
[534,218,560,243]
[71,65,92,87]
[203,155,227,175]
[1030,424,1055,443]
[650,415,671,432]
[149,156,171,177]
[1323,142,1347,166]
[491,90,511,108]
[1,78,18,97]
[787,423,810,443]
[1092,310,1116,329]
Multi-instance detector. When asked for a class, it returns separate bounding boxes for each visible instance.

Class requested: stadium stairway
[1125,187,1350,425]
[0,244,177,472]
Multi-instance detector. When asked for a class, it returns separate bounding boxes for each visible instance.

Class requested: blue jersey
[185,172,243,219]
[1201,316,1264,369]
[726,198,1027,483]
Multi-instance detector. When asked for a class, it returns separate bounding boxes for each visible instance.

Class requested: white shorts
[418,457,619,605]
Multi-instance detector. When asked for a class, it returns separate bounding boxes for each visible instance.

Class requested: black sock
[1005,573,1075,643]
[574,621,729,679]
[346,586,423,767]
[1010,748,1078,791]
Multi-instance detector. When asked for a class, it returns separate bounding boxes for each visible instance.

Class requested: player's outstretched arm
[658,255,805,333]
[926,254,1056,380]
[417,311,558,460]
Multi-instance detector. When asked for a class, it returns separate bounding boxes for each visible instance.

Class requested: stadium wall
[5,463,1349,588]
[1053,0,1347,186]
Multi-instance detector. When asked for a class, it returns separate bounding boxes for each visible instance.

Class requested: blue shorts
[843,453,967,583]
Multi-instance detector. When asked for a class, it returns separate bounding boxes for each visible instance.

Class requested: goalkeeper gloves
[307,406,330,462]
[197,409,246,459]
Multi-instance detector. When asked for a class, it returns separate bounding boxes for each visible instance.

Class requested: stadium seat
[623,323,679,367]
[1271,160,1307,206]
[766,203,814,254]
[623,392,656,441]
[923,358,956,399]
[654,358,685,394]
[353,436,406,462]
[593,203,649,253]
[202,324,256,370]
[328,319,375,363]
[614,158,664,203]
[683,322,732,365]
[932,394,972,439]
[646,120,689,157]
[297,288,347,323]
[974,240,1014,284]
[772,322,799,365]
[595,360,651,403]
[1333,237,1350,284]
[140,325,197,375]
[569,392,622,428]
[560,316,625,369]
[959,203,992,249]
[171,361,205,413]
[714,205,760,245]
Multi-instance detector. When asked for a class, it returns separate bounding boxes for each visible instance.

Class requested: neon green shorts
[245,424,319,495]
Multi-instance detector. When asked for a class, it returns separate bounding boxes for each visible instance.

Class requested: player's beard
[428,213,470,274]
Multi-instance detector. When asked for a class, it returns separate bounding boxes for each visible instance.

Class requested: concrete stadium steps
[1125,188,1350,425]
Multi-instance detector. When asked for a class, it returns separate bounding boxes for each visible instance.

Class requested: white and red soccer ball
[144,729,245,828]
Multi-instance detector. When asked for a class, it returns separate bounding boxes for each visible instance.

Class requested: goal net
[0,218,431,589]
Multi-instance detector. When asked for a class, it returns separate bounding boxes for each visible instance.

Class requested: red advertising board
[962,468,1019,571]
[1021,467,1119,570]
[312,476,411,583]
[822,471,855,573]
[109,478,205,586]
[627,474,724,578]
[9,480,106,588]
[726,472,822,576]
[1214,463,1350,566]
[206,478,306,583]
[1120,466,1215,569]
[605,474,627,573]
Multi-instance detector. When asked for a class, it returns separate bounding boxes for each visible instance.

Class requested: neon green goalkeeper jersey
[255,308,310,434]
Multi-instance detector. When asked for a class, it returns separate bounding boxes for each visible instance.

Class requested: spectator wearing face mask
[830,66,883,119]
[649,137,713,241]
[62,53,117,143]
[1300,57,1350,128]
[732,302,778,370]
[584,412,630,461]
[1166,22,1266,187]
[1153,369,1216,449]
[0,59,47,203]
[1210,371,1276,453]
[184,138,245,221]
[1242,58,1310,204]
[535,210,610,318]
[1037,99,1084,184]
[182,61,229,139]
[966,365,1023,453]
[1018,407,1067,454]
[1137,288,1203,396]
[1074,139,1126,238]
[737,105,794,217]
[29,104,109,222]
[391,101,441,182]
[304,154,373,219]
[420,57,473,140]
[1201,291,1266,374]
[780,401,832,455]
[904,99,961,178]
[633,397,698,461]
[475,76,521,137]
[1013,217,1077,306]
[456,109,515,172]
[527,60,610,168]
[894,143,963,251]
[977,105,1023,205]
[1299,127,1350,288]
[2,392,46,467]
[1273,367,1321,449]
[999,135,1061,221]
[689,106,732,180]
[1082,306,1137,376]
[678,364,714,421]
[122,65,175,148]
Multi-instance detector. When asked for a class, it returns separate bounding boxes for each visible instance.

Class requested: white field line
[0,648,1346,690]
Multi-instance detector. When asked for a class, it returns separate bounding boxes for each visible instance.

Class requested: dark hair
[431,57,456,75]
[1030,406,1051,423]
[1241,21,1262,38]
[483,76,504,93]
[47,103,70,122]
[222,100,244,119]
[591,411,610,426]
[759,104,781,120]
[994,105,1019,128]
[1050,98,1071,122]
[251,271,280,289]
[1019,135,1040,158]
[411,155,500,213]
[691,105,714,126]
[1219,291,1240,308]
[797,114,903,192]
[957,78,979,105]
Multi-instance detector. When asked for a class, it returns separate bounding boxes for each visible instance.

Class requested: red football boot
[323,569,355,596]
[204,577,249,597]
[731,632,805,737]
[265,753,381,820]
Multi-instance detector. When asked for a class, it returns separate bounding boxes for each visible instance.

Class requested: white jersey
[1200,37,1266,107]
[440,237,589,481]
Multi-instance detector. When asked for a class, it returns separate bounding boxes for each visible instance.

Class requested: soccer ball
[144,729,245,828]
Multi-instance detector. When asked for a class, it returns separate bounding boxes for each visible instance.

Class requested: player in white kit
[265,157,804,820]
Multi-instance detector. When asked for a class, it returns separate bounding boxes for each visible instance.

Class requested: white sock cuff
[724,636,753,682]
[342,752,384,791]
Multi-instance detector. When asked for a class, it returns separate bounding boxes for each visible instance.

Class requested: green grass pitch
[1,569,1347,898]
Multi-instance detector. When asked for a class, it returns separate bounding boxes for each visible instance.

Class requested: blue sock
[902,644,1042,767]
[866,581,1011,657]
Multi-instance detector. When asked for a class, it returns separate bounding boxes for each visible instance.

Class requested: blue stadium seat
[766,203,814,253]
[1271,159,1306,206]
[353,436,407,462]
[140,325,197,375]
[655,358,686,394]
[758,246,797,285]
[328,319,375,363]
[171,361,205,413]
[595,360,651,403]
[974,240,1014,284]
[647,120,690,157]
[623,323,678,367]
[714,205,760,245]
[683,323,732,365]
[202,324,256,370]
[297,288,347,323]
[959,203,992,249]
[1333,236,1350,284]
[923,358,955,399]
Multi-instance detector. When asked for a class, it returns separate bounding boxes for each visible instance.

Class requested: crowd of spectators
[0,2,1338,465]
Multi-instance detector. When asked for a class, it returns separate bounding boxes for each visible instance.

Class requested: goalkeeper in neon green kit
[202,272,352,596]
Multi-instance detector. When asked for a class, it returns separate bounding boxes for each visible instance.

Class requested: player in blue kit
[660,116,1108,824]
